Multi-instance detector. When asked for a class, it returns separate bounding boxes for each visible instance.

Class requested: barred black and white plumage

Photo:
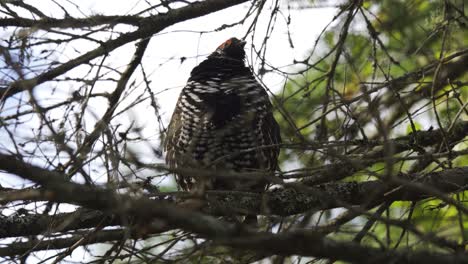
[164,37,281,192]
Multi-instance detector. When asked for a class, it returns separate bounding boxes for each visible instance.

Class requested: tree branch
[0,156,467,238]
[301,120,468,184]
[0,0,249,101]
[221,230,468,264]
[0,153,467,262]
[0,15,141,28]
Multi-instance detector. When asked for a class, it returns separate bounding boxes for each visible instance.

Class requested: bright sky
[2,0,337,262]
[1,0,338,191]
[17,0,337,171]
[0,1,338,188]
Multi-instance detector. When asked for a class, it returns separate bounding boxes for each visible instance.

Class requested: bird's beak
[239,39,247,47]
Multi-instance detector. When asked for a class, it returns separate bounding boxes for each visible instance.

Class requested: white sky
[0,0,338,181]
[5,0,338,173]
[0,0,338,192]
[1,0,338,262]
[0,1,338,189]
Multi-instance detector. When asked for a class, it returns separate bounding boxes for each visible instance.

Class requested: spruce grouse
[164,37,281,192]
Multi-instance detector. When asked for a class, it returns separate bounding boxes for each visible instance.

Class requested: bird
[164,37,281,194]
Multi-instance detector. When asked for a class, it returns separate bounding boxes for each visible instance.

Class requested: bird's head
[210,37,246,60]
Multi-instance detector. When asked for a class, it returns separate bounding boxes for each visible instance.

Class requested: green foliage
[276,0,468,169]
[406,121,422,134]
[275,0,468,254]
